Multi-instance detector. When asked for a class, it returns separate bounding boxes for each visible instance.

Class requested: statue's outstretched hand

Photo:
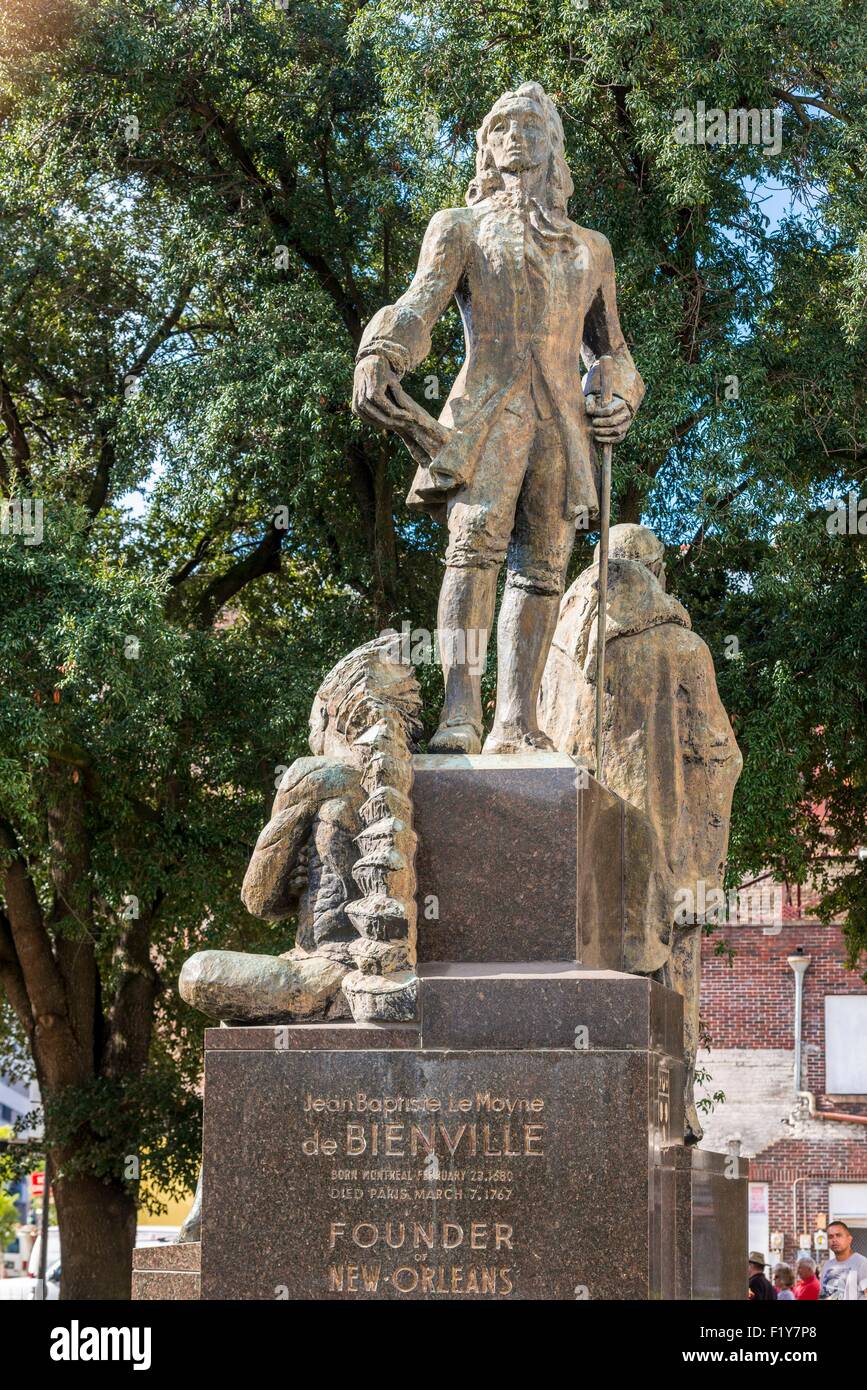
[353,352,451,461]
[352,353,402,429]
[585,393,633,445]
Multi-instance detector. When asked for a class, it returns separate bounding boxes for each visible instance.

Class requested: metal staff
[593,355,614,784]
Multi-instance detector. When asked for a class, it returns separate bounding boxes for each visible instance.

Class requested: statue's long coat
[357,193,644,521]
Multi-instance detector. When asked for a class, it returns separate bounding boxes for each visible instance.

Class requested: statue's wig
[466,81,574,212]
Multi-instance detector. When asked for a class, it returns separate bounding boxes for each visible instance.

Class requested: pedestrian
[748,1251,776,1300]
[819,1221,867,1300]
[794,1256,821,1300]
[773,1263,796,1300]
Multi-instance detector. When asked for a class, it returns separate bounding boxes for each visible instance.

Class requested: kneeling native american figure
[180,634,423,1027]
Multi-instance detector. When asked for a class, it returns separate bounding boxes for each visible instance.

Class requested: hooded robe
[539,558,743,975]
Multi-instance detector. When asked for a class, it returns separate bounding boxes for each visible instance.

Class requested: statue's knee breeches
[506,421,575,594]
[443,393,539,569]
[444,532,506,570]
[443,489,513,568]
[503,565,564,598]
[505,524,574,597]
[444,502,574,584]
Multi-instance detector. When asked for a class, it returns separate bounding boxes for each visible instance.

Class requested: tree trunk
[347,441,400,626]
[617,477,644,526]
[372,450,398,622]
[54,1168,137,1300]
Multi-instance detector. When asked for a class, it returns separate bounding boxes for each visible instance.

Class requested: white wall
[825,997,867,1093]
[829,1183,867,1221]
[0,1076,30,1124]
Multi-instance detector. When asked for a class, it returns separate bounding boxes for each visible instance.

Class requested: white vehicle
[0,1224,178,1300]
[27,1226,61,1275]
[0,1258,60,1301]
[136,1225,181,1245]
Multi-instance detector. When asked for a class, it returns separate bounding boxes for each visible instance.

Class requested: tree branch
[84,427,116,522]
[672,406,710,443]
[102,893,163,1081]
[0,908,33,1038]
[180,82,364,344]
[168,531,216,588]
[0,817,81,1084]
[124,287,194,384]
[195,521,284,625]
[45,760,98,1065]
[0,370,32,492]
[772,88,850,125]
[85,287,193,520]
[679,475,755,562]
[317,134,364,326]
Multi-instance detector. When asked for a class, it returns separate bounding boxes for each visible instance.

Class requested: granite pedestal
[200,968,684,1301]
[135,756,746,1300]
[670,1147,748,1300]
[413,753,625,966]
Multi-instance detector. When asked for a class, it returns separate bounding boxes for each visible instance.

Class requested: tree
[0,0,864,1298]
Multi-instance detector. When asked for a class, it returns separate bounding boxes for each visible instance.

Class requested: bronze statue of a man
[353,81,643,753]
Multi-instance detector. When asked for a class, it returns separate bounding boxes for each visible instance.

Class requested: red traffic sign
[30,1170,45,1198]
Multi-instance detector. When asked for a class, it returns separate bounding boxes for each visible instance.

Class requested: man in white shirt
[820,1221,867,1299]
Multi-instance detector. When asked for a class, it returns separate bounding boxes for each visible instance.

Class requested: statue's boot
[483,584,560,754]
[428,718,483,754]
[179,948,348,1022]
[429,564,497,754]
[483,727,556,754]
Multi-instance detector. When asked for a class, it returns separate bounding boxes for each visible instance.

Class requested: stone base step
[417,961,682,1055]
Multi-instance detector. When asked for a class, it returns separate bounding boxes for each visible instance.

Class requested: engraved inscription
[298,1089,547,1296]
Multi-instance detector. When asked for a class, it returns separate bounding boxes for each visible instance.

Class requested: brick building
[698,881,867,1272]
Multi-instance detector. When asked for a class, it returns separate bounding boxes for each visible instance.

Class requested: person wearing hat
[748,1252,777,1300]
